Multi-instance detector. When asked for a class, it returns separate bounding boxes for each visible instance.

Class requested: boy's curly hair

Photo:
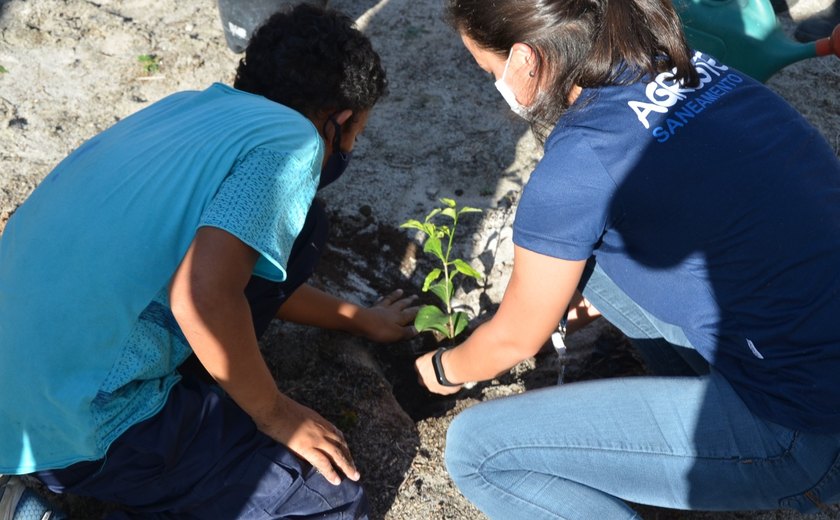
[234,4,388,118]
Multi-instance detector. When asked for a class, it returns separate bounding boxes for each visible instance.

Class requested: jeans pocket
[223,445,367,519]
[223,448,303,519]
[780,449,840,514]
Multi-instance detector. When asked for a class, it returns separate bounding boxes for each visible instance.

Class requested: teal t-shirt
[0,83,323,473]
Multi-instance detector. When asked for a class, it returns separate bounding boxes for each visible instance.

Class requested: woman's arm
[276,284,419,343]
[416,246,587,394]
[170,226,358,485]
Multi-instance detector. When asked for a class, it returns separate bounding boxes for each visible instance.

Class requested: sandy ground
[1,0,839,518]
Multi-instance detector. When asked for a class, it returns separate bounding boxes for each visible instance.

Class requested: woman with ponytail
[415,0,840,517]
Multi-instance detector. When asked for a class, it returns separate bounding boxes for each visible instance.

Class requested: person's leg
[445,370,840,520]
[34,376,367,519]
[578,258,710,376]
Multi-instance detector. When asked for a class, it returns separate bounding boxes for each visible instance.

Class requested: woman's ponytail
[587,0,699,86]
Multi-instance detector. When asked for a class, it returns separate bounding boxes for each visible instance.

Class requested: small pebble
[8,117,28,129]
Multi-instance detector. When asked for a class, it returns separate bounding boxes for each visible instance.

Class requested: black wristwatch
[432,347,462,387]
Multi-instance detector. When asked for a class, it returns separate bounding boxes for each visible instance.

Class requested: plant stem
[443,214,458,337]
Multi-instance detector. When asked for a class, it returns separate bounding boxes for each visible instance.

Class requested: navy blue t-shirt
[513,52,840,433]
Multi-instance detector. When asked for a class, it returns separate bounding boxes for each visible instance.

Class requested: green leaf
[414,305,452,336]
[441,207,457,221]
[137,54,160,74]
[0,65,8,74]
[440,197,457,208]
[424,208,442,222]
[451,311,470,338]
[423,234,444,262]
[452,258,483,280]
[458,206,482,215]
[400,219,427,234]
[422,268,442,292]
[429,279,453,306]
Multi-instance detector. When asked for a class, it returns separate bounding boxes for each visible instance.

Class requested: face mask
[495,50,530,119]
[319,117,353,190]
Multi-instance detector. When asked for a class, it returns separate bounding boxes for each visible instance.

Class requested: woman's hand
[413,246,587,390]
[256,397,359,486]
[415,349,463,396]
[359,289,419,343]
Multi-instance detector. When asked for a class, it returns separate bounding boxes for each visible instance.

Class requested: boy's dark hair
[234,4,388,118]
[447,0,699,139]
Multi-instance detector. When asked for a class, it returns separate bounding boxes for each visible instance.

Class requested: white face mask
[495,50,530,119]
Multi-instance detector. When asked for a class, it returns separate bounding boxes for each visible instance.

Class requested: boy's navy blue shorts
[35,202,368,518]
[35,376,367,519]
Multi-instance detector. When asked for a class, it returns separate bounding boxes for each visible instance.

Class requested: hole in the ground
[315,207,649,421]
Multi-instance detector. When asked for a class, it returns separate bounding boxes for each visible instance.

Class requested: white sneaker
[0,475,66,520]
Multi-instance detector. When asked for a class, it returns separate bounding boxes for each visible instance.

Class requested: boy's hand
[171,228,359,486]
[275,285,417,341]
[360,289,419,343]
[256,397,359,486]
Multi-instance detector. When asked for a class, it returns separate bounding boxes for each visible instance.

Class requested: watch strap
[432,347,461,387]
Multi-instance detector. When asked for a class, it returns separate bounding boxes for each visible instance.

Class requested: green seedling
[0,65,8,74]
[137,54,160,74]
[336,409,359,432]
[401,198,483,340]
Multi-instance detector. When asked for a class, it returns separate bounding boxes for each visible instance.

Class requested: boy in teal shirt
[0,5,411,518]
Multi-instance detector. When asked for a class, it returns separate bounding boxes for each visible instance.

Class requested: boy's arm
[170,226,358,485]
[276,284,419,343]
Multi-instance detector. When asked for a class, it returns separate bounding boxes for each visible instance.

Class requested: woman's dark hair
[234,4,388,119]
[447,0,699,138]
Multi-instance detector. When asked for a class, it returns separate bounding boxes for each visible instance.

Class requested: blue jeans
[445,260,840,519]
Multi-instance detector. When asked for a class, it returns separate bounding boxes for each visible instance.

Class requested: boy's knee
[292,466,368,519]
[344,480,368,518]
[233,443,368,519]
[324,477,368,518]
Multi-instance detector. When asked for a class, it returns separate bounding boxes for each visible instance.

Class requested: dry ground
[1,0,839,518]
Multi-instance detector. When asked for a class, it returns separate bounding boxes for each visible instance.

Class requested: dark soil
[315,203,651,422]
